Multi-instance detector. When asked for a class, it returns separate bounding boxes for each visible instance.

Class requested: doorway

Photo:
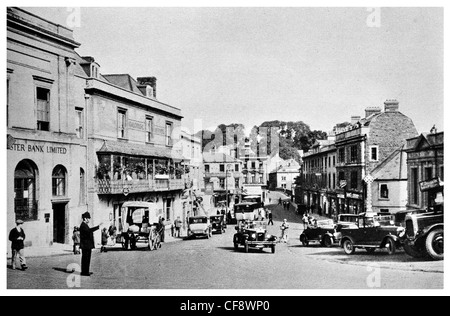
[53,203,67,244]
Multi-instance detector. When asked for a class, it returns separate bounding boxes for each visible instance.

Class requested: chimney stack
[384,99,399,112]
[365,107,381,118]
[351,116,361,125]
[137,77,157,98]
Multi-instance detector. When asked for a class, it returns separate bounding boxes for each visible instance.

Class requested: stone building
[334,100,418,214]
[404,129,444,211]
[268,158,301,192]
[7,7,86,248]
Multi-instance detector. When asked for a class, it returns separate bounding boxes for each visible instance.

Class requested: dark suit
[79,221,99,275]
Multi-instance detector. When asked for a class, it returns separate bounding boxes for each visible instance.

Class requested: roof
[103,74,143,95]
[371,146,406,180]
[97,140,184,161]
[203,152,241,163]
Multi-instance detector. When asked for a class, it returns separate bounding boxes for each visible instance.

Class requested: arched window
[52,165,67,197]
[14,160,38,221]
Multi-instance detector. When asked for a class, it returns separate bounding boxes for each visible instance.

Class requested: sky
[23,6,444,136]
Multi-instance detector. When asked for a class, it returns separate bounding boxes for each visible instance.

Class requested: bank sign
[7,135,68,154]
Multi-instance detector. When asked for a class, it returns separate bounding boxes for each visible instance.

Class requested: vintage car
[187,216,212,239]
[334,214,360,242]
[233,220,277,253]
[300,219,338,247]
[340,213,406,255]
[234,202,259,222]
[118,201,161,251]
[210,214,226,234]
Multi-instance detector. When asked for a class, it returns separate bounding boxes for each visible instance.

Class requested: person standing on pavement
[267,210,274,225]
[9,219,28,270]
[302,213,309,230]
[280,219,290,243]
[158,217,166,242]
[174,216,182,238]
[79,212,102,276]
[100,227,108,253]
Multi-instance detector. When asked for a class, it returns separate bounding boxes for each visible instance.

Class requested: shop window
[14,160,38,221]
[52,165,67,197]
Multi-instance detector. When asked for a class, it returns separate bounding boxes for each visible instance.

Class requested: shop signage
[8,142,67,154]
[128,119,145,131]
[346,192,361,199]
[337,194,345,199]
[419,178,443,192]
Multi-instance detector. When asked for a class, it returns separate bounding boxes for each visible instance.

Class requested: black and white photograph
[3,1,448,297]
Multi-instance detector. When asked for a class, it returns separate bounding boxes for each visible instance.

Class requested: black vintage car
[233,220,277,253]
[210,214,226,234]
[300,219,338,247]
[340,213,406,255]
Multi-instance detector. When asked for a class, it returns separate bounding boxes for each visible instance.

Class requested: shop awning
[97,140,184,161]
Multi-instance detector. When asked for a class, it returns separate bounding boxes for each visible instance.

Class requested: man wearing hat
[79,212,102,276]
[9,219,28,270]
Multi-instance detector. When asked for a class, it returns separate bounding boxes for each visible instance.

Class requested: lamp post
[225,164,233,213]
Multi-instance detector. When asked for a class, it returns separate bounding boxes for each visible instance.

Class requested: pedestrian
[100,227,108,253]
[279,198,282,205]
[267,210,274,225]
[302,214,309,230]
[174,216,182,238]
[158,217,166,242]
[9,219,28,270]
[171,222,175,237]
[72,226,80,255]
[79,212,102,277]
[280,219,290,243]
[108,223,117,246]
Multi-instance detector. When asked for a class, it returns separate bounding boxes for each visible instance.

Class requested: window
[411,168,419,205]
[165,199,172,220]
[425,167,433,180]
[339,172,345,182]
[52,165,67,197]
[370,146,378,161]
[333,156,336,166]
[79,168,86,205]
[338,148,345,164]
[36,87,50,131]
[165,122,173,146]
[440,166,444,181]
[219,178,225,188]
[205,165,210,173]
[117,109,127,138]
[380,209,389,214]
[235,164,239,172]
[350,145,358,163]
[282,176,287,181]
[380,184,389,199]
[251,162,256,169]
[75,108,84,138]
[145,116,153,142]
[14,160,38,221]
[235,178,240,188]
[328,174,331,188]
[220,164,225,172]
[350,171,358,189]
[333,173,336,189]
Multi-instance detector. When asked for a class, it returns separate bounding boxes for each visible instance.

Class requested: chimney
[384,99,399,112]
[365,107,382,118]
[137,77,157,98]
[351,116,361,125]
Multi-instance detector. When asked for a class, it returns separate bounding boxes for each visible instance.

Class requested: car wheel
[343,239,355,255]
[244,241,249,253]
[322,236,332,248]
[404,240,427,259]
[300,235,309,247]
[385,238,396,255]
[271,245,276,254]
[366,248,376,254]
[425,228,444,260]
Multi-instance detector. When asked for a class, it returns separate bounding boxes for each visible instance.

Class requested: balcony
[95,178,185,194]
[204,172,241,178]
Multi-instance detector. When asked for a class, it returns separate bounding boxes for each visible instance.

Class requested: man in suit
[9,219,28,270]
[79,212,102,276]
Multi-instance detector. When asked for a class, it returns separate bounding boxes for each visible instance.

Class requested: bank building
[7,8,186,251]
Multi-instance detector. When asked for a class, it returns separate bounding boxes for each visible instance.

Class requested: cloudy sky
[25,6,444,135]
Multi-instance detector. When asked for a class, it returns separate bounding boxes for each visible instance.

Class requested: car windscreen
[235,204,257,213]
[189,217,207,224]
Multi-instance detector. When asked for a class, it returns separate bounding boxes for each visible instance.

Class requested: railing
[95,178,185,194]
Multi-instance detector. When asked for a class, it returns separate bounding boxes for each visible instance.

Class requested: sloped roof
[103,74,143,95]
[371,146,406,180]
[97,140,184,160]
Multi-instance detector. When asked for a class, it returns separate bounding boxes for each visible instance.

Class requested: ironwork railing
[95,179,184,194]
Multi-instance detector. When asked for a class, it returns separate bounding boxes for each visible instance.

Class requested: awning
[97,140,184,161]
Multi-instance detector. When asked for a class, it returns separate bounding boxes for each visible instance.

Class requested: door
[53,203,67,244]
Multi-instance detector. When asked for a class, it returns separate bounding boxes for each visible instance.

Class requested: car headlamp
[251,233,256,239]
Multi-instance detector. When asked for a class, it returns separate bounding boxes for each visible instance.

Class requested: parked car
[187,216,212,239]
[210,214,226,234]
[340,213,406,255]
[233,220,277,253]
[334,214,359,243]
[300,219,338,247]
